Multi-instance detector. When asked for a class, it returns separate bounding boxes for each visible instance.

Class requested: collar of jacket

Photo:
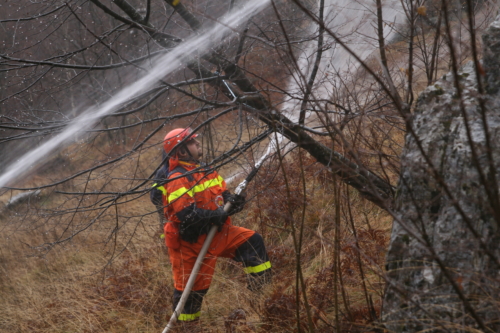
[168,157,199,172]
[177,160,201,170]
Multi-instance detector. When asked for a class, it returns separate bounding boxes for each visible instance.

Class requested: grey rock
[382,16,500,332]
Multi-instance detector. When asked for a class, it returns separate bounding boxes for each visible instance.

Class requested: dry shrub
[340,228,388,284]
[247,153,329,231]
[95,248,172,323]
[258,270,339,333]
[266,245,295,272]
[228,152,391,332]
[261,290,300,332]
[306,264,384,333]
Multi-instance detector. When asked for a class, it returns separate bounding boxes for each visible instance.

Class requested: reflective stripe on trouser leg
[233,232,272,290]
[172,288,208,321]
[243,261,271,274]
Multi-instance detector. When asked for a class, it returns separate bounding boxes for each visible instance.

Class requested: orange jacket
[162,160,230,248]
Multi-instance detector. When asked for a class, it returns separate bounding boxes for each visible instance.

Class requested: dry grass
[0,145,393,332]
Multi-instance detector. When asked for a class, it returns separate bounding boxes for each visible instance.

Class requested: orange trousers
[168,224,255,291]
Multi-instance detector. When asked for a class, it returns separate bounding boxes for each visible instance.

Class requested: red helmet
[163,128,198,154]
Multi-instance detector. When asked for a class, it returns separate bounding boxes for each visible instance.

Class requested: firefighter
[152,127,272,326]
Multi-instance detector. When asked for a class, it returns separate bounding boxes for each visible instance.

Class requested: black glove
[177,204,229,243]
[222,191,246,216]
[208,207,229,227]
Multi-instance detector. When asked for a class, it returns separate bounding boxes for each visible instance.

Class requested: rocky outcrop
[382,17,500,332]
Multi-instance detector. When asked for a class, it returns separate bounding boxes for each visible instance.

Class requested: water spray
[281,0,404,123]
[0,0,270,190]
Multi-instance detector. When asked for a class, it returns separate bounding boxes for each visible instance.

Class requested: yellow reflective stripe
[172,0,180,6]
[244,261,271,274]
[191,176,224,194]
[152,183,167,195]
[158,186,167,195]
[168,187,193,203]
[167,176,224,203]
[178,311,200,321]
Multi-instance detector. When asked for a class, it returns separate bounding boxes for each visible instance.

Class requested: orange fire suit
[156,159,271,322]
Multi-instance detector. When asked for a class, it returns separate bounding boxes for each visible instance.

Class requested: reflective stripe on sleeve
[152,183,167,195]
[167,175,225,203]
[244,261,271,274]
[168,186,193,203]
[177,311,201,321]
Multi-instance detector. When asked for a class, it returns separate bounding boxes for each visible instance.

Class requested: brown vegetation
[0,144,392,332]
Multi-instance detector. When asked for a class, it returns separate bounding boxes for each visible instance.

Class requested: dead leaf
[457,276,463,291]
[478,63,486,76]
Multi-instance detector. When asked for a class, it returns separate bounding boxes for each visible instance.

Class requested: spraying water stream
[253,0,405,162]
[0,0,270,189]
[283,0,405,121]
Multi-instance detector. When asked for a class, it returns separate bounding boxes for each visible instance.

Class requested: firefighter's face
[185,138,202,160]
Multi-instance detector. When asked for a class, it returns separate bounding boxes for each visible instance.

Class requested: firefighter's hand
[225,193,246,216]
[210,208,229,229]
